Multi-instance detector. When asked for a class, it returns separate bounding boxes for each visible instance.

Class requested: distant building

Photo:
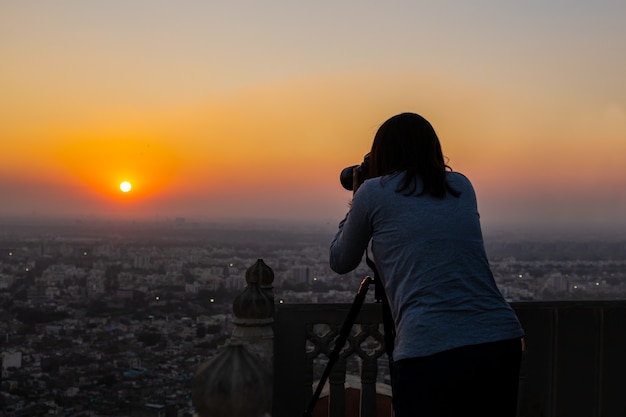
[292,265,310,283]
[27,283,47,304]
[543,272,570,293]
[2,351,22,369]
[0,274,16,289]
[134,254,152,269]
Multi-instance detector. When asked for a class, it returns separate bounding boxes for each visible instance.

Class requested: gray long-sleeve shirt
[330,171,524,360]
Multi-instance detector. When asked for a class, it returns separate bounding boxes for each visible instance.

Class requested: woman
[330,112,525,417]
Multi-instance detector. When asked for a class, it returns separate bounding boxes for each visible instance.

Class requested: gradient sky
[1,1,625,232]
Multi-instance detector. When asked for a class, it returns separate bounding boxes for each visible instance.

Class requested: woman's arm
[329,186,373,274]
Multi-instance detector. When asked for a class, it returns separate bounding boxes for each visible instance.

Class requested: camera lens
[340,165,358,191]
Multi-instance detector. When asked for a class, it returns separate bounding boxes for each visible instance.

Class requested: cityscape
[3,1,625,416]
[1,217,625,416]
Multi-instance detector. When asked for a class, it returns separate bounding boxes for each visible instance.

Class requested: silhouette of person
[330,112,525,417]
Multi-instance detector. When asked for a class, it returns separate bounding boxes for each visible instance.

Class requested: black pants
[390,337,523,417]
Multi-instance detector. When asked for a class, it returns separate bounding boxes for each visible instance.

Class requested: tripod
[302,276,374,417]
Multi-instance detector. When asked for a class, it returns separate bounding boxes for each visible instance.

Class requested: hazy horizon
[1,212,625,243]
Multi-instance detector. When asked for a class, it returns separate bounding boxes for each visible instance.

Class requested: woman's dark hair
[369,112,460,198]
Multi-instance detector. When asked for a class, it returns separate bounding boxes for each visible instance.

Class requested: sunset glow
[1,1,625,231]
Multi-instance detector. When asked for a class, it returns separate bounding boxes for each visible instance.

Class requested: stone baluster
[360,357,378,417]
[328,356,347,417]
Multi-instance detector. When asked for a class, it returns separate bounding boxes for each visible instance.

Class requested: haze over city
[2,1,625,235]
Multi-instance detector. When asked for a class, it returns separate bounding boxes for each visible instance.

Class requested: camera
[340,153,370,191]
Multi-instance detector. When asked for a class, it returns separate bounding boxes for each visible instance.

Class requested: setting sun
[120,181,132,193]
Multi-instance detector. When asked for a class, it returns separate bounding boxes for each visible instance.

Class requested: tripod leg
[303,276,374,417]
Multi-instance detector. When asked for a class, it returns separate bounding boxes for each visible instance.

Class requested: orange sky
[1,2,625,231]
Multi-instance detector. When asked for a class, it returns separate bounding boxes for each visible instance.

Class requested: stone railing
[192,260,626,417]
[274,302,388,417]
[273,299,626,417]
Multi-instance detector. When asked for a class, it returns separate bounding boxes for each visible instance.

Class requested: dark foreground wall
[274,300,626,417]
[514,301,626,417]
